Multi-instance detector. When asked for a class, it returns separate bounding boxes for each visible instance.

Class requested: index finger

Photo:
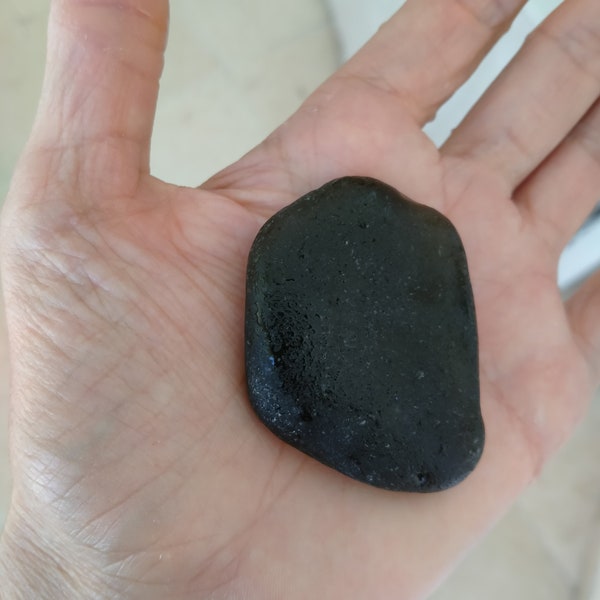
[337,0,527,125]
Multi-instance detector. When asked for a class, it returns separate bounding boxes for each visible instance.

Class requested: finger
[336,0,527,125]
[443,0,600,189]
[567,269,600,386]
[516,98,600,253]
[29,0,168,192]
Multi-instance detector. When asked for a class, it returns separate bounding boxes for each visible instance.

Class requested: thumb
[28,0,169,197]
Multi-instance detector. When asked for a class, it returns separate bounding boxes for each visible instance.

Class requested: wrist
[0,508,102,600]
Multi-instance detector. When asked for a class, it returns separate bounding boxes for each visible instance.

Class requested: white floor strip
[559,216,600,290]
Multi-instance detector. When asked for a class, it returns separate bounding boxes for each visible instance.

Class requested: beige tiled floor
[151,0,338,187]
[1,2,599,599]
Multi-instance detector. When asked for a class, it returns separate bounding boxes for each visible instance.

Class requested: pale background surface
[1,1,599,598]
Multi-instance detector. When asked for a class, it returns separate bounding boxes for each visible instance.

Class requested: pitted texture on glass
[245,177,483,492]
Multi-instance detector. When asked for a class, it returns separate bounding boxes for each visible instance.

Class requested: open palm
[1,1,599,599]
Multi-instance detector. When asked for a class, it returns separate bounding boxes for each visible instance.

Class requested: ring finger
[516,98,600,254]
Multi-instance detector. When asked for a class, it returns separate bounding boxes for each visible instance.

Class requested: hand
[1,1,598,598]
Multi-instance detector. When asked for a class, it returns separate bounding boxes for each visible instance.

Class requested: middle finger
[442,0,600,190]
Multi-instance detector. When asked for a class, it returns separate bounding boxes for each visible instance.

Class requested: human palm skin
[1,1,599,599]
